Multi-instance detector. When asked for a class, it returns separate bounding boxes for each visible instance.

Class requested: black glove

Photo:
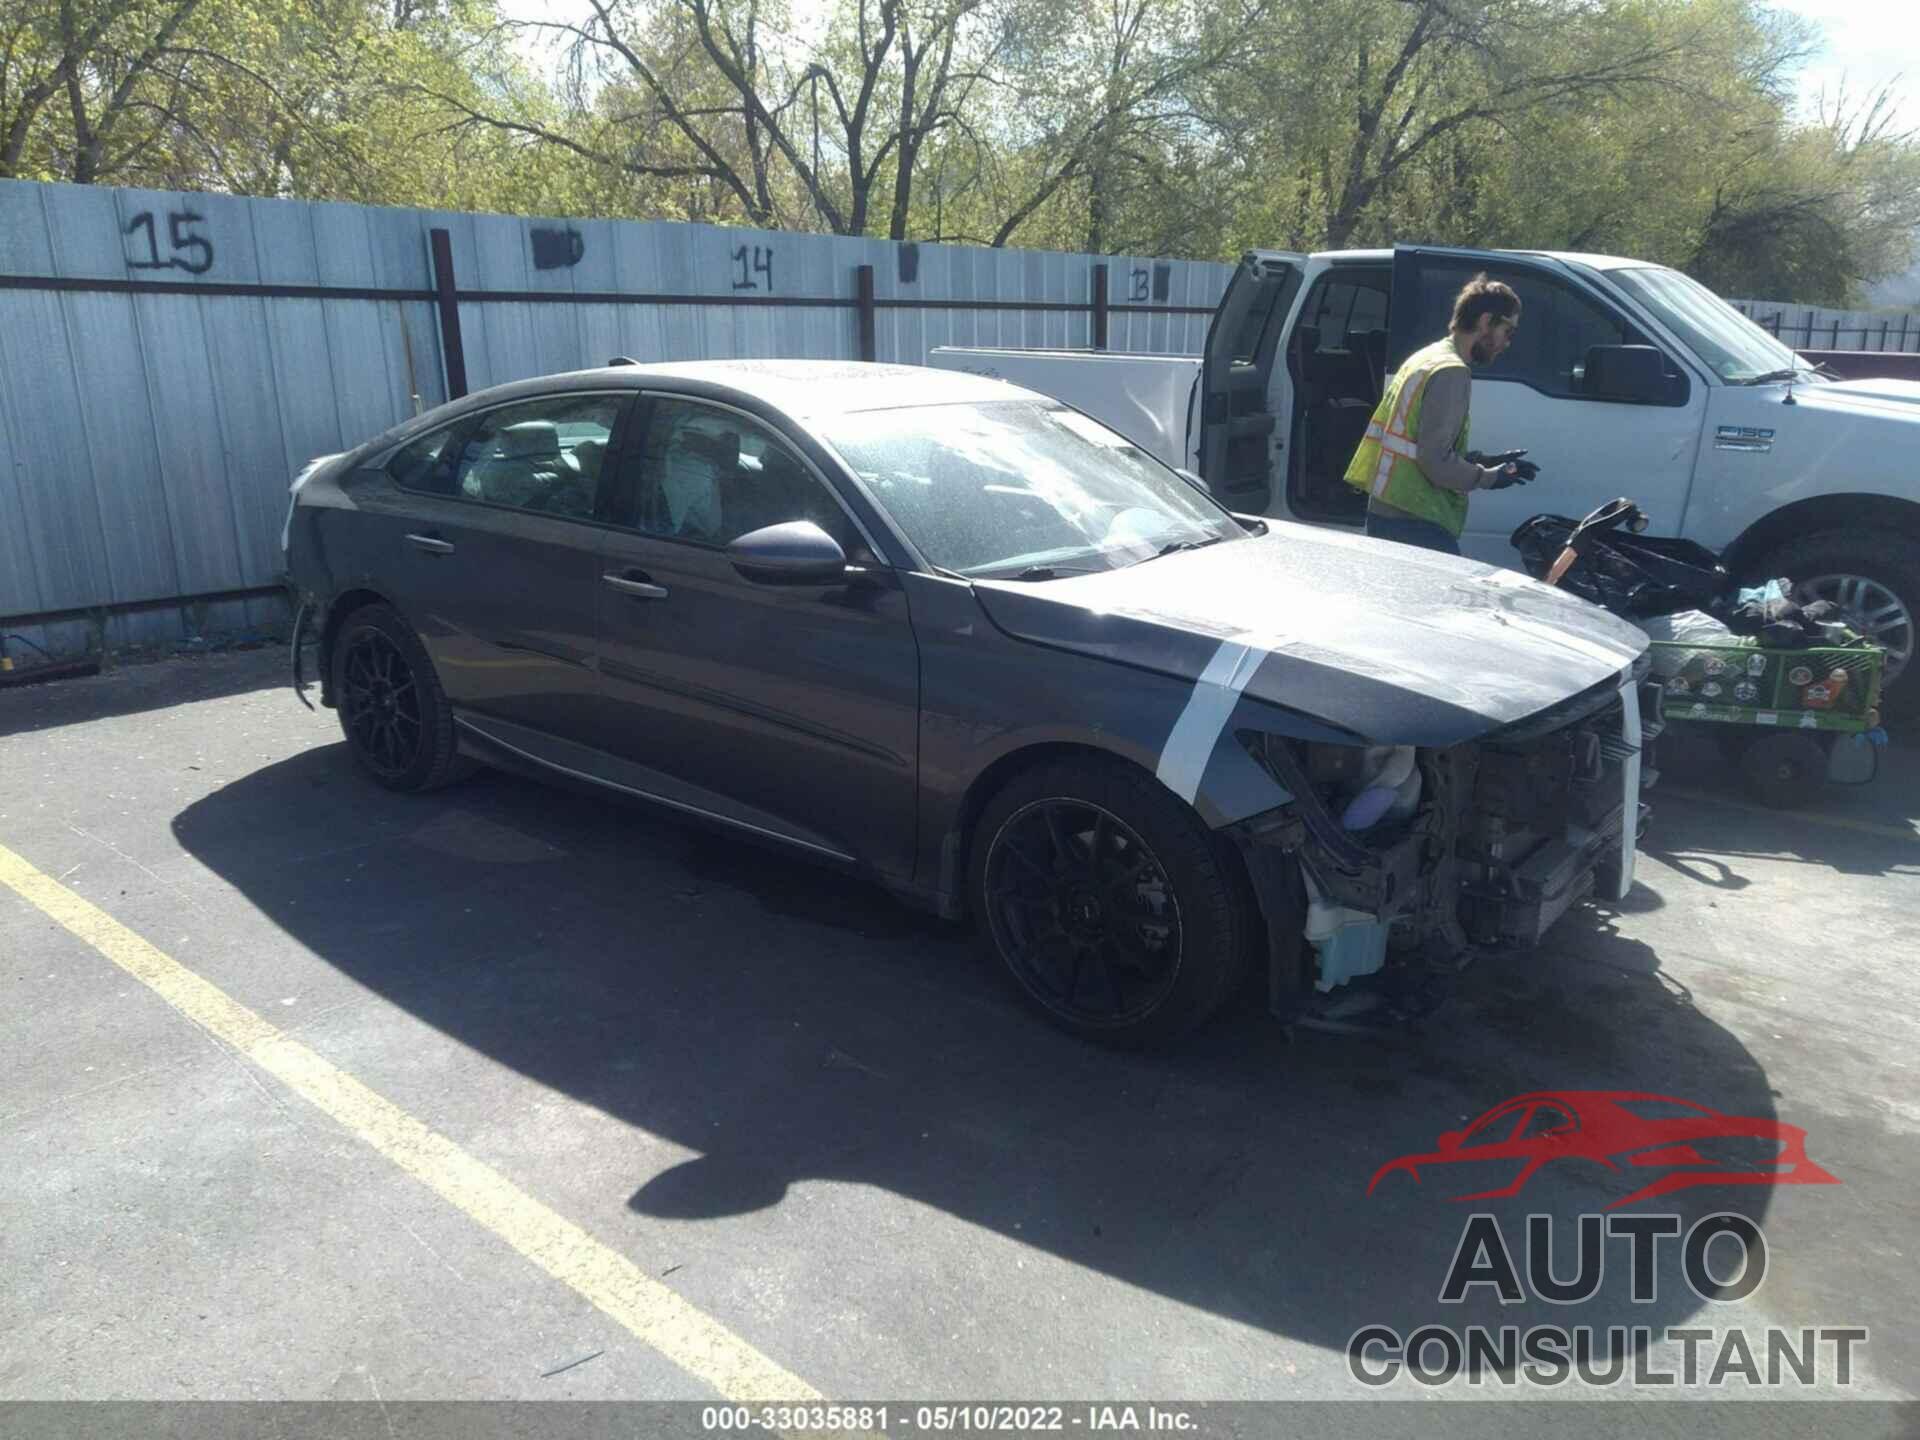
[1487,464,1535,491]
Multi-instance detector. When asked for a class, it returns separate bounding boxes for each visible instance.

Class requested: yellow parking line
[1661,787,1919,843]
[0,841,821,1405]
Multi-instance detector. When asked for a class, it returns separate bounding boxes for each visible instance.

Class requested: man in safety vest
[1343,273,1537,555]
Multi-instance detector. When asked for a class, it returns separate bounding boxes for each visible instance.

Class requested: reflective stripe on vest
[1343,339,1471,534]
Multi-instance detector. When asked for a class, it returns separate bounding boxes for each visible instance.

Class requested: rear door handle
[603,570,669,600]
[405,533,455,555]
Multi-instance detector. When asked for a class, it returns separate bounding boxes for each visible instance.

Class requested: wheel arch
[1720,493,1920,577]
[316,587,391,708]
[938,741,1263,939]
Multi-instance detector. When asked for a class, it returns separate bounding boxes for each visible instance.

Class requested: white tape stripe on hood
[1157,638,1270,804]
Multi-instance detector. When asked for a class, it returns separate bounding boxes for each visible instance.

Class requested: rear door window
[450,394,627,519]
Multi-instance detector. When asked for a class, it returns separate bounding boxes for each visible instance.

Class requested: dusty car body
[284,360,1658,1044]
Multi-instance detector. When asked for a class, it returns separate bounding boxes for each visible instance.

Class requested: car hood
[971,524,1648,747]
[1796,377,1920,419]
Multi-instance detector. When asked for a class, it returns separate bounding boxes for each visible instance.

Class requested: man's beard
[1470,336,1497,364]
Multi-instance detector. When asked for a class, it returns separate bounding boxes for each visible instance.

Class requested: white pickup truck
[930,243,1920,706]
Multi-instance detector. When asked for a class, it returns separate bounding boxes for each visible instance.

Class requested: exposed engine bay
[1227,661,1662,1024]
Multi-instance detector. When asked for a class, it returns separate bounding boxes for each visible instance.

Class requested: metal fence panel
[55,290,178,604]
[199,296,298,586]
[135,289,247,596]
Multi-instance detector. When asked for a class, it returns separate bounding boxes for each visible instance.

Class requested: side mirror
[1437,1130,1465,1152]
[1581,344,1667,403]
[727,520,848,585]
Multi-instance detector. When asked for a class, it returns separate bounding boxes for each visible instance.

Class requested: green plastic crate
[1650,641,1884,734]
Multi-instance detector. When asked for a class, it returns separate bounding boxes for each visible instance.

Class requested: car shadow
[173,746,1804,1370]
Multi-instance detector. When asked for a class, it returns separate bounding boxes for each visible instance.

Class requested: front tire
[330,602,472,793]
[1757,530,1918,714]
[967,756,1256,1048]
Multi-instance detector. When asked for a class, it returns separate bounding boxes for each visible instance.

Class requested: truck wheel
[1738,732,1826,810]
[1756,530,1918,714]
[968,756,1256,1049]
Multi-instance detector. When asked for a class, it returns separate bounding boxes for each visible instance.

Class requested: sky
[1773,0,1919,120]
[1771,0,1920,302]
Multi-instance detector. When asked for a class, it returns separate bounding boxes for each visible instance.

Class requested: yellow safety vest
[1343,338,1473,537]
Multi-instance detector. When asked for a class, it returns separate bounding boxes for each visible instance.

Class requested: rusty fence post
[430,227,468,400]
[855,265,877,362]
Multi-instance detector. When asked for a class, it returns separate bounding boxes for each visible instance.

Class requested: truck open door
[1383,244,1439,377]
[1198,251,1304,513]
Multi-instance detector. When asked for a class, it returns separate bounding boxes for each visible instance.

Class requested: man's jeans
[1364,510,1462,556]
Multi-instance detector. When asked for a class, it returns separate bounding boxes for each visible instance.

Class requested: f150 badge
[1715,425,1776,453]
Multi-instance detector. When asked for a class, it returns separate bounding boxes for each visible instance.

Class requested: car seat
[1357,328,1389,403]
[658,424,734,541]
[539,437,604,518]
[465,420,564,508]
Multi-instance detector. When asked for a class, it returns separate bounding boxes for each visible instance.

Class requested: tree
[1685,82,1920,302]
[427,0,1005,238]
[0,0,595,212]
[1,0,208,182]
[948,0,1273,250]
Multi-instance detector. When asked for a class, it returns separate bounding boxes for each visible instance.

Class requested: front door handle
[405,533,455,555]
[603,570,669,600]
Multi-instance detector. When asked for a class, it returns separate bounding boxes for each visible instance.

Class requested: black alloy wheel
[983,797,1184,1029]
[340,626,424,781]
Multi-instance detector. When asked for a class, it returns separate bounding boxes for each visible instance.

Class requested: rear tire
[967,756,1256,1049]
[1755,529,1918,716]
[330,602,474,793]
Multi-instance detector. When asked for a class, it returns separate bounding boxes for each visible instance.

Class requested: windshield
[818,400,1241,577]
[1610,266,1816,383]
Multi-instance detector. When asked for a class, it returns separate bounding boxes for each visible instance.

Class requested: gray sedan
[284,360,1656,1046]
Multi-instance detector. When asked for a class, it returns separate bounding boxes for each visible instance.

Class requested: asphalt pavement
[2,647,1916,1437]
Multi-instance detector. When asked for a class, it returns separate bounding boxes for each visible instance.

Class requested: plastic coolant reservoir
[1303,873,1390,991]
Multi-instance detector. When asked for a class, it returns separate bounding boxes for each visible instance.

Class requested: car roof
[342,359,1051,470]
[465,359,1037,420]
[1313,247,1648,271]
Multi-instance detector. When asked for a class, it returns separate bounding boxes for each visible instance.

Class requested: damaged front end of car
[1224,659,1663,1027]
